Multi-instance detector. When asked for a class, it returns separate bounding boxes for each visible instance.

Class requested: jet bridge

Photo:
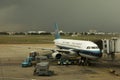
[102,37,120,60]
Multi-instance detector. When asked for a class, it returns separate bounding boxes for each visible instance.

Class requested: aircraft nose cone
[96,50,102,57]
[94,49,101,54]
[93,49,102,58]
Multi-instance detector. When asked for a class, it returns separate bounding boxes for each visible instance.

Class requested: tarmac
[0,44,120,80]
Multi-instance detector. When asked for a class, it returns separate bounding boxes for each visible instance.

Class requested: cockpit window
[87,46,98,49]
[87,46,90,49]
[92,47,98,49]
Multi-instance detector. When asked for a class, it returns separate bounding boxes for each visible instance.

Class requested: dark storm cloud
[0,0,20,9]
[0,0,120,32]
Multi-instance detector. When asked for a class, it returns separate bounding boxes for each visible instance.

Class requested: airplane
[43,23,102,65]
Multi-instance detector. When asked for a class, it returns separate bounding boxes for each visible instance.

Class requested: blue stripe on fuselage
[56,45,102,58]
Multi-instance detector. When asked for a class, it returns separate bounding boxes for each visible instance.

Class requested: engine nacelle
[52,51,62,59]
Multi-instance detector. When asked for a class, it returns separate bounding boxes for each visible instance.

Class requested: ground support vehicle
[21,57,33,67]
[33,62,54,76]
[57,58,79,65]
[21,51,39,67]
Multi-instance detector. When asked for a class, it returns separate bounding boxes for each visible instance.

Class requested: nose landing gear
[79,57,90,66]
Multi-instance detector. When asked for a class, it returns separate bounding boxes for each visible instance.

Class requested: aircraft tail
[54,23,60,39]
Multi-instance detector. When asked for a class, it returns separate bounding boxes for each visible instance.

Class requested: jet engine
[52,51,62,59]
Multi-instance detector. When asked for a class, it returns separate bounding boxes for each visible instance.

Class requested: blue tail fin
[54,23,60,39]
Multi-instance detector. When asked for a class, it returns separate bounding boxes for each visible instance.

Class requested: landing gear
[79,57,90,66]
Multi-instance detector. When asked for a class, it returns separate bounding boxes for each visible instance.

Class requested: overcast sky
[0,0,120,32]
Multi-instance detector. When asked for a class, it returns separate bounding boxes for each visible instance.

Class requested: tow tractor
[21,57,33,67]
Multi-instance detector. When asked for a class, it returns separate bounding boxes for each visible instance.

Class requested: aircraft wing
[41,48,71,53]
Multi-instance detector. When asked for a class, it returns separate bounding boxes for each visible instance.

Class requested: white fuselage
[54,39,101,59]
